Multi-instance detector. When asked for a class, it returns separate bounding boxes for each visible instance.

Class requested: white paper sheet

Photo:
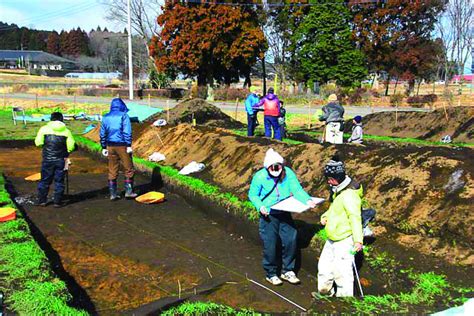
[271,197,325,213]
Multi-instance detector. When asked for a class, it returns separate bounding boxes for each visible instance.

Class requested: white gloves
[126,147,133,154]
[102,149,108,157]
[260,206,269,216]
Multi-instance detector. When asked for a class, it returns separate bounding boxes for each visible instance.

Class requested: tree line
[147,0,471,95]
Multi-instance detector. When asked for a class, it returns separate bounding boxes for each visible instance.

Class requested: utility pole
[127,0,134,100]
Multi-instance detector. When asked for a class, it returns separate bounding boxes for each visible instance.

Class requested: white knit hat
[263,148,284,168]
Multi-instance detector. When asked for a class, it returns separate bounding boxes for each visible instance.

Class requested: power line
[0,1,101,32]
[176,0,388,7]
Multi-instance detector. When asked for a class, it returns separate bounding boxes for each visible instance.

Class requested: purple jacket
[255,93,280,116]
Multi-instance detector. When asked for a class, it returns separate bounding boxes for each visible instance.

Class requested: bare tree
[446,0,473,76]
[102,0,161,56]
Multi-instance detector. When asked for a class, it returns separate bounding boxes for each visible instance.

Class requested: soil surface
[2,142,472,315]
[85,123,474,265]
[145,98,245,129]
[1,142,322,314]
[346,106,473,143]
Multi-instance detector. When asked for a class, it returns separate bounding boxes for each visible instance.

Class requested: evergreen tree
[46,31,61,55]
[292,0,367,87]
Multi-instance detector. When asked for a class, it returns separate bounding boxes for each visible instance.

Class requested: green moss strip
[161,301,260,316]
[0,174,87,315]
[75,135,259,222]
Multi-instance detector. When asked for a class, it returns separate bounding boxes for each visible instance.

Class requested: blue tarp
[12,102,161,123]
[125,102,162,122]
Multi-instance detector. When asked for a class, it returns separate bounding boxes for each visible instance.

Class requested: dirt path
[2,143,327,314]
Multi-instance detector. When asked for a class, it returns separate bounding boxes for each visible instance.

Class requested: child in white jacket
[348,115,363,144]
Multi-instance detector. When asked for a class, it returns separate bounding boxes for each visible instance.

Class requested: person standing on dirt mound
[34,112,75,207]
[245,86,261,136]
[347,115,363,144]
[249,148,317,286]
[314,156,363,298]
[255,88,282,141]
[100,98,137,200]
[319,94,345,144]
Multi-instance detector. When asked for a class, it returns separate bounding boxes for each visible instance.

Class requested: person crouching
[249,148,316,286]
[315,156,363,297]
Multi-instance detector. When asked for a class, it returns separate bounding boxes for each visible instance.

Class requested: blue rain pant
[259,212,297,277]
[264,115,281,141]
[37,159,66,204]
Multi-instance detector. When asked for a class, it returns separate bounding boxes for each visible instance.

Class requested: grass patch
[161,301,260,316]
[0,110,93,140]
[348,270,473,314]
[0,173,86,315]
[298,130,473,147]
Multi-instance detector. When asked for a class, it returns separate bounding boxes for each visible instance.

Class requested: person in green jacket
[34,112,75,207]
[315,156,363,297]
[249,148,316,286]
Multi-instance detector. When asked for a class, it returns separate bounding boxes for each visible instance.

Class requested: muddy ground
[2,141,472,314]
[85,121,473,265]
[1,142,323,314]
[345,106,473,143]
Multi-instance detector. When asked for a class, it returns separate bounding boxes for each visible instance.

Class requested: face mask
[268,169,282,178]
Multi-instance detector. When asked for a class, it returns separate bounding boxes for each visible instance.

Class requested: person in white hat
[318,94,345,144]
[249,148,316,286]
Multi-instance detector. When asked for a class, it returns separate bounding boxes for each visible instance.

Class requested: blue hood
[110,98,129,112]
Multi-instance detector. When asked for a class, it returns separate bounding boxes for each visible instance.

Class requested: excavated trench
[1,140,472,314]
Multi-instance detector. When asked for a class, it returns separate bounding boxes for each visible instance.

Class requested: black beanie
[50,112,64,122]
[324,155,346,182]
[268,87,274,94]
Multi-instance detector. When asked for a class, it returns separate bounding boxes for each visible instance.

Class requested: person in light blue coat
[245,86,261,136]
[249,148,316,286]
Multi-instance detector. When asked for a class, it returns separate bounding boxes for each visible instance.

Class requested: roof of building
[0,50,76,64]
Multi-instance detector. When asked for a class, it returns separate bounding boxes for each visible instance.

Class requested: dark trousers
[264,115,281,140]
[247,113,257,136]
[259,213,297,278]
[37,159,66,204]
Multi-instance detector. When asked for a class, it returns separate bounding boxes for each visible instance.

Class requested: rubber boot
[124,178,138,199]
[108,180,120,201]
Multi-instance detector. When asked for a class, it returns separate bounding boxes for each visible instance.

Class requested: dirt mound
[349,106,473,142]
[146,98,245,129]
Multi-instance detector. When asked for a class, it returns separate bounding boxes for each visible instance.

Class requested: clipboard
[271,197,325,213]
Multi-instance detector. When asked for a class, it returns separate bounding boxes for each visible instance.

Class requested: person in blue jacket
[99,98,137,200]
[245,86,261,136]
[249,148,316,286]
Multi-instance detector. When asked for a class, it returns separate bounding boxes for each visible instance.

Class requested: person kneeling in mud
[100,98,137,200]
[314,156,363,298]
[249,148,316,286]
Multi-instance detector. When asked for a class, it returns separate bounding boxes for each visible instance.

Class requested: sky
[0,0,120,32]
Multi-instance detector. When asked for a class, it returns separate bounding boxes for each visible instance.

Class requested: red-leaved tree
[149,0,267,89]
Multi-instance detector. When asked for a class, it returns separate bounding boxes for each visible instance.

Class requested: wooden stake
[73,94,76,113]
[35,93,38,109]
[234,98,239,120]
[148,93,151,107]
[178,280,181,299]
[395,105,398,126]
[166,99,170,122]
[307,101,311,129]
[443,102,449,122]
